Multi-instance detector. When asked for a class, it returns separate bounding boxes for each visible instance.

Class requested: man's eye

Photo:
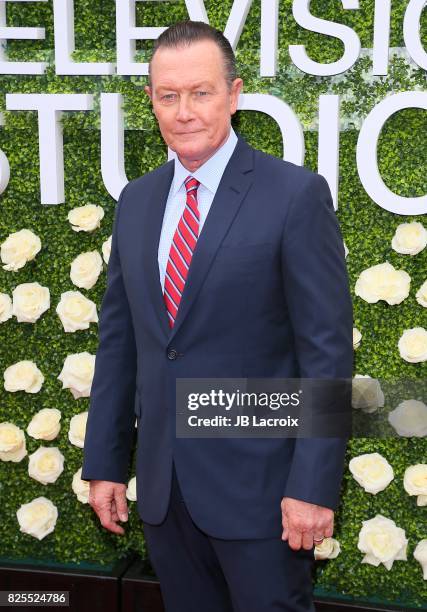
[195,91,209,97]
[161,94,176,101]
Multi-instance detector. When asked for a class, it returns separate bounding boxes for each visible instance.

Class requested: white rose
[388,399,427,437]
[68,204,105,233]
[353,327,362,349]
[1,229,41,271]
[349,452,394,494]
[126,476,137,501]
[56,290,98,332]
[398,327,427,363]
[102,235,112,265]
[16,496,58,540]
[0,422,27,462]
[57,352,95,399]
[28,446,65,485]
[354,262,411,305]
[314,537,341,560]
[4,360,44,393]
[391,221,427,255]
[357,514,408,570]
[70,251,103,290]
[27,408,61,441]
[72,467,90,503]
[414,540,427,580]
[12,282,50,323]
[416,280,427,307]
[0,292,12,322]
[403,464,427,506]
[68,411,88,448]
[352,375,385,413]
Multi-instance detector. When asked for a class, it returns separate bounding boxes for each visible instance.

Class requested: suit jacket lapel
[167,135,254,343]
[141,160,175,341]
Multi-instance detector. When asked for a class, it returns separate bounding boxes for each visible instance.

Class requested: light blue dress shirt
[158,127,238,292]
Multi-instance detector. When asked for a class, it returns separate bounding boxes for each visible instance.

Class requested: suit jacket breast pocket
[215,242,273,264]
[207,243,274,294]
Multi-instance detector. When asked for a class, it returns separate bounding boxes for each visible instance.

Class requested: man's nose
[176,95,194,121]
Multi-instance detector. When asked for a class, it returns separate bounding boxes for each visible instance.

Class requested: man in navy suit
[81,20,353,612]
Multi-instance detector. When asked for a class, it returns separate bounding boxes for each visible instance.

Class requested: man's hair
[148,20,237,89]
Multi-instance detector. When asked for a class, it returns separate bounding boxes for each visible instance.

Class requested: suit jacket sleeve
[281,172,353,510]
[80,182,137,484]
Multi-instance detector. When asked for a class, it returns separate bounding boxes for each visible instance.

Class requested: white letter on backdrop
[0,112,10,195]
[6,94,94,205]
[372,0,391,75]
[260,0,279,77]
[116,0,207,75]
[357,91,427,215]
[237,93,304,165]
[0,0,48,74]
[100,93,128,200]
[318,95,340,210]
[289,0,360,76]
[53,0,115,75]
[404,0,427,70]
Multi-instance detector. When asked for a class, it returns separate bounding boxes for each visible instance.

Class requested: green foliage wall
[0,1,426,608]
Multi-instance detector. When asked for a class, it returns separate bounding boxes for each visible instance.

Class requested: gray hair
[148,20,237,89]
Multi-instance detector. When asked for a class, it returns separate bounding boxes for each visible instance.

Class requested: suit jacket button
[167,349,178,360]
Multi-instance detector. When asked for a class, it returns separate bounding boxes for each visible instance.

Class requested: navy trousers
[142,462,316,612]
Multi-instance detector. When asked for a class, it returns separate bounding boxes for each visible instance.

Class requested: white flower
[403,464,427,506]
[57,352,95,399]
[343,241,349,258]
[354,262,411,305]
[126,476,137,501]
[101,235,112,265]
[70,251,103,290]
[357,514,408,570]
[28,446,65,485]
[314,537,341,560]
[353,327,362,349]
[0,292,12,322]
[56,291,98,332]
[72,467,90,503]
[27,408,61,441]
[349,452,394,494]
[1,229,41,272]
[12,282,50,323]
[0,422,27,462]
[416,280,427,307]
[68,204,105,233]
[391,221,427,255]
[388,399,427,437]
[4,360,44,393]
[16,496,58,540]
[68,411,88,448]
[398,327,427,363]
[352,375,385,413]
[414,540,427,580]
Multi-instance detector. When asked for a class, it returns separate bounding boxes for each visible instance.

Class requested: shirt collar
[171,127,238,196]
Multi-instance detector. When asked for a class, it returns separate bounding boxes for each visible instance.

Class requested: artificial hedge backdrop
[0,1,426,609]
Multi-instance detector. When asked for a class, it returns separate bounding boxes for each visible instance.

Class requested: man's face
[145,39,243,171]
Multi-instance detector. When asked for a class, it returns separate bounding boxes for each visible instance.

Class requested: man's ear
[144,85,152,101]
[230,78,243,115]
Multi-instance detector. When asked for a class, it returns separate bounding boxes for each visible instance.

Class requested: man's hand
[281,496,334,551]
[88,480,129,535]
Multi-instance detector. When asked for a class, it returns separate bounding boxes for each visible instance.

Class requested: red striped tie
[163,175,200,328]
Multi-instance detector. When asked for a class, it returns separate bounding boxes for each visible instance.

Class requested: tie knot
[184,175,200,193]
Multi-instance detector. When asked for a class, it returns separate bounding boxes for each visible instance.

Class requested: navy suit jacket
[81,132,354,539]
